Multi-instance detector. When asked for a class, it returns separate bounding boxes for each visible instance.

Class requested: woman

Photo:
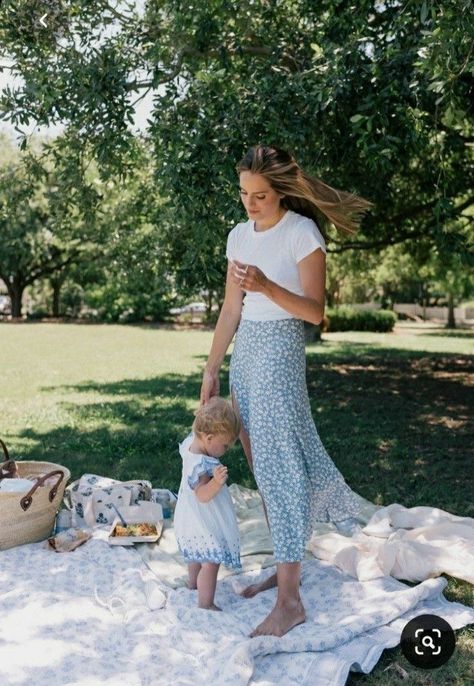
[199,144,373,638]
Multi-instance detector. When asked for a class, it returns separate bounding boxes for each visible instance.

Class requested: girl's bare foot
[186,581,197,590]
[239,573,302,598]
[198,602,222,611]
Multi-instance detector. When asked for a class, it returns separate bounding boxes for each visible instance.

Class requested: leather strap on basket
[20,470,65,512]
[0,439,10,461]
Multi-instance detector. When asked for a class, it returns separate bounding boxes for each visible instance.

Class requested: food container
[108,502,163,546]
[151,488,177,519]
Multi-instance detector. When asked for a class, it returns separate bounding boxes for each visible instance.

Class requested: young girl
[173,396,242,610]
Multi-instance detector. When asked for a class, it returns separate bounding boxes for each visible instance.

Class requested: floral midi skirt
[229,317,360,563]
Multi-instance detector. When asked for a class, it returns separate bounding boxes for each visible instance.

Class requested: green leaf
[427,81,444,92]
[420,1,428,24]
[310,43,323,58]
[350,114,365,123]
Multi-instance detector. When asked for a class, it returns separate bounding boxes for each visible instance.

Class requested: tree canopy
[0,0,472,316]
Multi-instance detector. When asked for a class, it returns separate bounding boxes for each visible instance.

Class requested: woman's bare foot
[186,581,197,590]
[239,573,302,598]
[250,599,306,637]
[239,572,278,598]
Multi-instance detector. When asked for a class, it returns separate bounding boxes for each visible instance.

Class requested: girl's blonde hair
[237,144,374,238]
[193,396,241,440]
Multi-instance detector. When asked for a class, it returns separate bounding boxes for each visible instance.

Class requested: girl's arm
[200,260,244,404]
[194,466,227,503]
[232,248,326,326]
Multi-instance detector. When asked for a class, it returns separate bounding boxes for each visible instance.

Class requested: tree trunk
[446,292,456,329]
[51,279,61,317]
[304,322,321,344]
[205,293,213,320]
[8,281,25,318]
[8,285,25,319]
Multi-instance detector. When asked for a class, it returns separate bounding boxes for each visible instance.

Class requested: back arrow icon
[40,13,48,27]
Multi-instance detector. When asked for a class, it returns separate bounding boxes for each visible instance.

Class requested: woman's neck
[254,207,287,232]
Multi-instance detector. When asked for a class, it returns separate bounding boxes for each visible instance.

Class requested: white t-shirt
[226,209,326,321]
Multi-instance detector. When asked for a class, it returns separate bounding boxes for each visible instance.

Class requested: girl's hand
[200,369,219,406]
[213,465,228,485]
[231,260,269,293]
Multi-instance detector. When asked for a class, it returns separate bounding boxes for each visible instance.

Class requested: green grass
[0,321,472,685]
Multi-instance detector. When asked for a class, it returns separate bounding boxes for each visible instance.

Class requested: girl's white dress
[173,432,241,569]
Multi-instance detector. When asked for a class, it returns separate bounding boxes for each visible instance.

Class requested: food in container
[107,502,163,545]
[112,522,158,537]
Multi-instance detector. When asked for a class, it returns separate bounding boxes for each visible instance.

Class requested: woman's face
[239,171,284,222]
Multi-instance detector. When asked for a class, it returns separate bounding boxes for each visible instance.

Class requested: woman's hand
[213,465,228,485]
[231,259,270,293]
[200,369,220,406]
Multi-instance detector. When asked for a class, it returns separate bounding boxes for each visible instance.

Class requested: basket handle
[0,439,10,461]
[20,470,66,512]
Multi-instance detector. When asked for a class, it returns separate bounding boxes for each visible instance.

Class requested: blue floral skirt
[229,317,360,563]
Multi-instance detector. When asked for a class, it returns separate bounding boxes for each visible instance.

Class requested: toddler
[173,396,242,610]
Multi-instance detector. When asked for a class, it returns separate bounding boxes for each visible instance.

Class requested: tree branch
[126,44,274,89]
[99,0,136,25]
[329,227,428,252]
[25,251,81,286]
[330,196,474,252]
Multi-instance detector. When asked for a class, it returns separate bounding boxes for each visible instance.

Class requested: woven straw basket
[0,439,71,551]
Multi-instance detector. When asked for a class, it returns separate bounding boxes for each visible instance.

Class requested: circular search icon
[401,614,456,669]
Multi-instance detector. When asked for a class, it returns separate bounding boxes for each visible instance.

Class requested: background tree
[0,130,175,321]
[0,133,103,316]
[81,146,177,322]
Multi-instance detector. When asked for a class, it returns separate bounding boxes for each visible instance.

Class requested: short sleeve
[226,225,239,261]
[187,456,221,490]
[292,219,326,263]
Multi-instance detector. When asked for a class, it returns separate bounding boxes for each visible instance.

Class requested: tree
[0,133,101,316]
[81,151,177,322]
[1,0,472,306]
[423,243,473,328]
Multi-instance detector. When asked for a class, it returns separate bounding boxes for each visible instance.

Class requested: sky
[0,0,155,144]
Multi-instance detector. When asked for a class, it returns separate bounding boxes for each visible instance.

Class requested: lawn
[0,321,472,685]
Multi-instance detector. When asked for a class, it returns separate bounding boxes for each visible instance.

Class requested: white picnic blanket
[1,486,473,686]
[307,503,474,584]
[1,533,473,686]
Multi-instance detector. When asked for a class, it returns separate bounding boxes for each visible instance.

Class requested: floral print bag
[64,474,152,528]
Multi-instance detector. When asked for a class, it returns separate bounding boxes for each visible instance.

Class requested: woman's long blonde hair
[236,145,373,239]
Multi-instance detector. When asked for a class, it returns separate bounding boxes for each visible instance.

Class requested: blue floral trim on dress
[187,456,221,490]
[180,545,242,569]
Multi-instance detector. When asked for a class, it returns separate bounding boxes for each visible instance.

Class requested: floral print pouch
[64,474,152,528]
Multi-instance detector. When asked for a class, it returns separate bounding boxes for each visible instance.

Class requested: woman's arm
[232,248,326,325]
[200,260,244,404]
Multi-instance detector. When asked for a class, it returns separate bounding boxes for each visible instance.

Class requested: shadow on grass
[18,366,257,492]
[304,346,473,517]
[16,345,473,517]
[422,330,474,339]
